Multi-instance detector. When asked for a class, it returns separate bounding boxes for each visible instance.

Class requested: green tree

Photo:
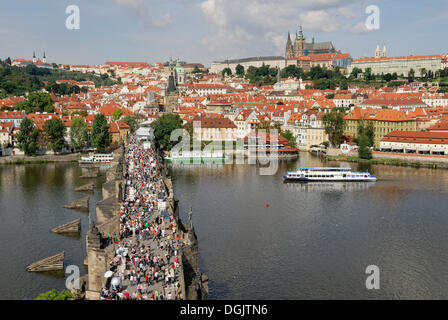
[32,289,73,300]
[281,130,296,147]
[420,68,427,79]
[408,68,415,83]
[358,134,372,160]
[221,68,232,78]
[322,111,346,147]
[70,118,88,151]
[14,92,54,114]
[364,68,373,81]
[91,114,111,153]
[121,115,138,133]
[151,114,183,151]
[235,64,245,76]
[355,119,375,159]
[16,118,40,156]
[350,67,362,78]
[43,117,66,152]
[357,119,375,147]
[112,108,124,121]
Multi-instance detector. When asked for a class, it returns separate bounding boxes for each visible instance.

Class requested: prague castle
[210,26,351,74]
[285,26,336,59]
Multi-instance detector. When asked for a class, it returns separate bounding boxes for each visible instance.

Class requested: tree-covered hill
[0,58,117,98]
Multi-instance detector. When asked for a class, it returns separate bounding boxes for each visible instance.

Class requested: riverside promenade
[83,136,208,300]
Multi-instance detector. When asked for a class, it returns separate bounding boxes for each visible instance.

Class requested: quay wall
[325,148,448,169]
[83,142,208,300]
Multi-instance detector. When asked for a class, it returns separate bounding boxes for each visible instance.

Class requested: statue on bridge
[189,207,193,229]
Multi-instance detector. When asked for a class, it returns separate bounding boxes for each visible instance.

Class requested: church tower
[375,44,381,58]
[32,51,37,63]
[285,31,294,59]
[42,52,47,63]
[293,26,306,58]
[382,45,387,57]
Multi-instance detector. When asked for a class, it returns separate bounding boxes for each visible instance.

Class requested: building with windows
[380,131,448,155]
[348,54,444,77]
[344,108,416,148]
[210,56,285,75]
[192,116,237,141]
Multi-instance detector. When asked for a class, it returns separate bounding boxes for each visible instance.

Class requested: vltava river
[171,153,448,299]
[0,163,106,300]
[2,153,448,299]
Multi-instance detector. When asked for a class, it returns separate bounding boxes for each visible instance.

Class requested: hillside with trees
[0,58,117,98]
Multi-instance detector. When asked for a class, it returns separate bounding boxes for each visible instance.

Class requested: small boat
[283,167,377,182]
[79,154,114,164]
[165,150,229,162]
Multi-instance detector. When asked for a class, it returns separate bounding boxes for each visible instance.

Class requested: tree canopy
[235,64,245,76]
[356,119,375,159]
[43,117,66,152]
[151,114,183,151]
[121,115,138,133]
[16,118,40,156]
[91,113,111,153]
[31,289,73,300]
[322,111,346,147]
[112,108,124,121]
[70,117,88,151]
[14,92,54,114]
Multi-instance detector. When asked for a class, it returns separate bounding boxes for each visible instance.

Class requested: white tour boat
[165,150,229,162]
[79,154,114,164]
[283,167,377,182]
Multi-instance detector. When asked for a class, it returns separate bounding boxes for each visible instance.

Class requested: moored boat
[165,150,229,162]
[79,154,114,164]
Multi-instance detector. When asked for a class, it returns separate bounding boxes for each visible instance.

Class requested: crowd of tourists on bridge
[99,136,184,300]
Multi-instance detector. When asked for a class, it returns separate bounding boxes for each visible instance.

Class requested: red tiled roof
[354,54,443,63]
[345,108,415,122]
[382,131,448,144]
[190,116,236,128]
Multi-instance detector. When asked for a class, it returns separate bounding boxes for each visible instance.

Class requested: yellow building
[344,108,416,148]
[305,127,328,150]
[109,120,130,148]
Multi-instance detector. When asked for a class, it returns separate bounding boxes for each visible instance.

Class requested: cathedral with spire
[285,26,337,59]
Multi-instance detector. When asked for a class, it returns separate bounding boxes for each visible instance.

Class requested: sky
[0,0,447,67]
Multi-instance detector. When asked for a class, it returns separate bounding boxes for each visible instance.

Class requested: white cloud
[200,0,227,27]
[347,22,378,34]
[264,32,286,55]
[201,26,255,59]
[115,0,172,29]
[337,7,356,19]
[197,0,360,58]
[299,10,339,32]
[152,14,172,28]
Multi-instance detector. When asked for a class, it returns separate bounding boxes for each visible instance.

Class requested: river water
[0,163,106,300]
[171,153,448,299]
[2,153,448,299]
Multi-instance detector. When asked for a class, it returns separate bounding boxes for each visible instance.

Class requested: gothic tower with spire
[293,26,306,58]
[285,31,294,59]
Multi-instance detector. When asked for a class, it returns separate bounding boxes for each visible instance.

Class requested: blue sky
[0,0,447,67]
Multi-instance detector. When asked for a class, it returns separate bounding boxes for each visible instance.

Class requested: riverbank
[326,154,448,169]
[0,153,81,165]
